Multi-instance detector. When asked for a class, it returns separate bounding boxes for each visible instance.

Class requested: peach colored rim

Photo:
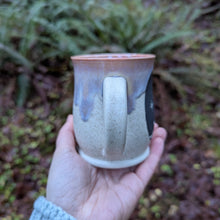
[71,53,155,61]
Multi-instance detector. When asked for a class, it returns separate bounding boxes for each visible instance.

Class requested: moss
[161,164,174,176]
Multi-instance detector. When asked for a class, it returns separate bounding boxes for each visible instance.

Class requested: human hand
[46,115,167,220]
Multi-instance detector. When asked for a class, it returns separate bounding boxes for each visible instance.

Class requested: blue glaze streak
[73,60,154,121]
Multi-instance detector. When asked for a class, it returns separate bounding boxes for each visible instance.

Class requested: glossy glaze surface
[72,54,154,121]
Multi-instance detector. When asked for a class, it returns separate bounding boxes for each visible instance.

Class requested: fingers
[154,122,159,129]
[152,125,167,141]
[56,114,76,154]
[135,125,167,186]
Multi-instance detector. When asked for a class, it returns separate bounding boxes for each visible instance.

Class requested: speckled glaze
[71,53,155,168]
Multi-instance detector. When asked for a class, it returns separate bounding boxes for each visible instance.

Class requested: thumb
[56,114,77,155]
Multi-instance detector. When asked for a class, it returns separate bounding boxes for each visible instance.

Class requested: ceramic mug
[71,53,155,169]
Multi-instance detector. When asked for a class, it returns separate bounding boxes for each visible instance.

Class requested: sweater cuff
[29,196,76,220]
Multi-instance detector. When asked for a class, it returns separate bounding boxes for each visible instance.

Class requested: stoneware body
[71,53,155,169]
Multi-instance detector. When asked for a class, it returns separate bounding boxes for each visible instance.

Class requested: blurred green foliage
[0,108,63,213]
[210,166,220,185]
[0,0,219,104]
[0,0,202,108]
[0,0,200,68]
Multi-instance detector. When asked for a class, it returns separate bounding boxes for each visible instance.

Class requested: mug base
[78,147,150,169]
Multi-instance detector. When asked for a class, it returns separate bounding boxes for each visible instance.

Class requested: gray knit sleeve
[29,196,76,220]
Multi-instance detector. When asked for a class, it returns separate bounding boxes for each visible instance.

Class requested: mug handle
[103,76,127,157]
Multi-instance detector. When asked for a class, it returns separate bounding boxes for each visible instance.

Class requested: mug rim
[71,53,155,61]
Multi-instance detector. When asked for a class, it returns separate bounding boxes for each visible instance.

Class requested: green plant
[161,164,173,176]
[210,166,220,185]
[0,0,202,106]
[0,107,60,213]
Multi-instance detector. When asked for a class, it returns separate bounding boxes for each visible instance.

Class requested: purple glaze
[73,59,154,121]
